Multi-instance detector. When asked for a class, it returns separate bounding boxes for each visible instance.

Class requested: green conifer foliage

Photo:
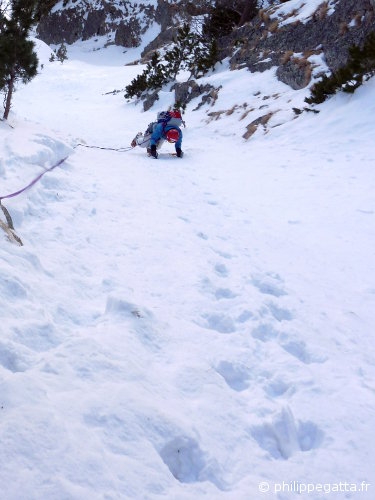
[124,23,220,100]
[34,0,59,21]
[146,52,168,89]
[193,39,218,78]
[56,43,68,63]
[124,52,169,99]
[203,5,241,39]
[305,32,375,105]
[0,0,44,119]
[164,24,196,79]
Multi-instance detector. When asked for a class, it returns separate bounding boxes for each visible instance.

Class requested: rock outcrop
[37,0,375,95]
[224,0,375,89]
[37,0,157,47]
[37,0,212,49]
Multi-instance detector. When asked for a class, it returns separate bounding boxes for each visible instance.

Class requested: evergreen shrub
[305,32,375,105]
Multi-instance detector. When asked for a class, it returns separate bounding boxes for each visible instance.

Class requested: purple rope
[0,156,69,202]
[0,141,136,202]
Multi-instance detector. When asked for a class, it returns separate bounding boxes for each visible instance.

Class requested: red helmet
[170,110,182,119]
[166,128,180,143]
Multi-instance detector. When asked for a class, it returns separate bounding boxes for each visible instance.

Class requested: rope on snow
[0,142,136,203]
[74,143,134,152]
[0,141,136,245]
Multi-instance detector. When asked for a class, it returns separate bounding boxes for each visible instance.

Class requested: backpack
[145,122,157,135]
[157,110,183,128]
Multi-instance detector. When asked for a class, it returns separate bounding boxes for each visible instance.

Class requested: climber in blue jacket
[131,109,184,159]
[149,123,183,159]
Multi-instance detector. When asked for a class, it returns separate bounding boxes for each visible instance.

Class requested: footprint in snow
[279,337,326,364]
[251,274,287,297]
[13,322,61,352]
[236,310,253,323]
[0,274,28,299]
[250,407,324,460]
[200,278,236,301]
[251,324,326,364]
[214,263,229,277]
[104,296,164,351]
[215,360,251,391]
[159,436,227,490]
[0,341,31,373]
[203,313,236,334]
[264,302,294,322]
[214,288,237,300]
[251,323,280,342]
[212,248,233,260]
[264,378,295,398]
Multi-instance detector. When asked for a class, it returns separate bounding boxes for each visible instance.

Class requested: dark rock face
[115,18,142,47]
[37,0,375,96]
[37,9,83,45]
[276,59,311,90]
[143,90,160,111]
[37,0,213,49]
[82,9,106,41]
[173,81,204,105]
[173,81,209,104]
[138,79,219,113]
[173,81,217,108]
[155,0,176,31]
[37,0,155,47]
[141,27,178,58]
[226,0,375,88]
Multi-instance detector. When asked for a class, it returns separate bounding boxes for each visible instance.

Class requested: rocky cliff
[36,0,213,48]
[225,0,375,90]
[36,0,375,96]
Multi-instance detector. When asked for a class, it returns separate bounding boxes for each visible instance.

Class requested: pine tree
[201,39,218,75]
[56,43,68,63]
[124,23,220,100]
[124,71,148,99]
[164,24,196,79]
[124,52,168,99]
[34,0,59,21]
[146,51,168,89]
[0,1,8,35]
[0,0,39,119]
[203,5,241,39]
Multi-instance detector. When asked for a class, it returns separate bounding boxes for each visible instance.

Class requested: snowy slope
[1,38,375,500]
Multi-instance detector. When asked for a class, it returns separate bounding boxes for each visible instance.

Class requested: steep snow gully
[0,39,375,500]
